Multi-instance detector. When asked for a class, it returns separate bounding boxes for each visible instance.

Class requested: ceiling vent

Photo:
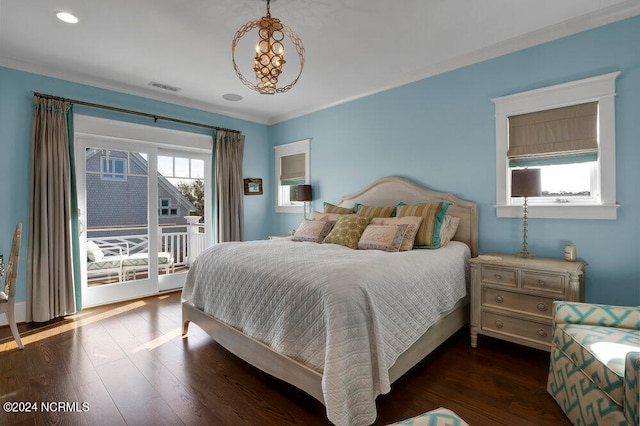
[148,81,181,92]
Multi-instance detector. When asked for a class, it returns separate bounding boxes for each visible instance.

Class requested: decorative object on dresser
[470,253,586,351]
[295,184,312,219]
[564,244,577,261]
[511,168,541,258]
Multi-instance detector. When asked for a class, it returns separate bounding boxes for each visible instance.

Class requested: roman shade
[280,153,305,185]
[508,102,598,167]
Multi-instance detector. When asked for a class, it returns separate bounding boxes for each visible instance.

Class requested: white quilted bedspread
[182,239,469,426]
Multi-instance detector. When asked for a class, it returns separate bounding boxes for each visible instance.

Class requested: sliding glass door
[75,116,212,307]
[156,150,208,292]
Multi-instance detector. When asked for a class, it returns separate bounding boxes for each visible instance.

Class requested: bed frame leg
[182,320,190,336]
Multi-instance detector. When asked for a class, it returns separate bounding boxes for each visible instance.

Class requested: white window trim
[274,139,311,213]
[493,72,620,220]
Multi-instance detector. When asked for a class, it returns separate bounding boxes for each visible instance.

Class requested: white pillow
[86,240,105,262]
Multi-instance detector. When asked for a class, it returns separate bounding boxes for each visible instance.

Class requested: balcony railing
[86,218,205,284]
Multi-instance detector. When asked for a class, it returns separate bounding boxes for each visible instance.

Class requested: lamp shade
[511,169,541,197]
[296,184,312,202]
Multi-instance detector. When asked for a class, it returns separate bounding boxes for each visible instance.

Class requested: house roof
[2,1,640,124]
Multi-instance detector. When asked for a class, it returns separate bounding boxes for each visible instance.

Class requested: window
[494,72,620,219]
[100,155,127,181]
[159,198,178,217]
[274,139,311,213]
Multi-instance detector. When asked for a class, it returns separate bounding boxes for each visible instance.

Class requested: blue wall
[0,67,271,303]
[1,15,639,308]
[269,15,640,306]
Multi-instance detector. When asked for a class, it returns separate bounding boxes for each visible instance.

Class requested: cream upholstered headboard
[333,176,478,257]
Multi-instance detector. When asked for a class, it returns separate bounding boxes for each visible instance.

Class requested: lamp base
[515,196,535,258]
[515,250,535,258]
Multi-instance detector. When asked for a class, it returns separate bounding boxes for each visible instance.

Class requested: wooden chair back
[4,222,22,298]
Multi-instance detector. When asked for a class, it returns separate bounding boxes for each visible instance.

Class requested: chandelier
[232,0,305,94]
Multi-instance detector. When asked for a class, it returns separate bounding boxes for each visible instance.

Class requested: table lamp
[511,169,541,258]
[296,184,312,219]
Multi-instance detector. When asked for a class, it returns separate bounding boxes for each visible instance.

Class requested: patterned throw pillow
[291,220,334,243]
[310,211,346,221]
[358,224,408,252]
[371,216,424,251]
[396,202,450,248]
[323,202,355,215]
[355,204,396,218]
[323,215,372,249]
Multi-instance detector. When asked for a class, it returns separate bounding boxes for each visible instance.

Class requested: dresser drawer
[481,287,554,319]
[522,271,565,295]
[481,266,517,287]
[482,311,552,345]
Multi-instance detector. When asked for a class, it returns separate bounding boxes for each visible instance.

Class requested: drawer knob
[537,302,548,312]
[537,329,548,338]
[495,295,504,303]
[494,274,502,280]
[495,319,504,329]
[538,280,546,286]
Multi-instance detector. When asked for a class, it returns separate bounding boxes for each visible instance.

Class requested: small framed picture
[244,178,263,195]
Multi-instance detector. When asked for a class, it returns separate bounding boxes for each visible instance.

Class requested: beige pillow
[396,202,449,248]
[323,215,372,249]
[358,224,408,252]
[310,211,345,221]
[371,216,424,251]
[439,215,461,247]
[292,220,334,243]
[355,204,396,218]
[323,202,354,215]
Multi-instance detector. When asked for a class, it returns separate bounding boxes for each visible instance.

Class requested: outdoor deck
[86,220,204,287]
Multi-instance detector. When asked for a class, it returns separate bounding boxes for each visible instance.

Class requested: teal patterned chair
[548,301,640,425]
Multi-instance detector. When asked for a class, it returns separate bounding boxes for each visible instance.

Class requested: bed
[181,176,478,425]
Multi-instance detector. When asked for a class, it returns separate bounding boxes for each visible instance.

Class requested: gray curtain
[27,96,76,322]
[214,130,245,243]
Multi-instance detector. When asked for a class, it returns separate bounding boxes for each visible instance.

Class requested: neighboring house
[85,149,197,234]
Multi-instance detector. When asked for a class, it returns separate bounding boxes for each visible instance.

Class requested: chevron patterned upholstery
[547,301,640,425]
[390,407,469,426]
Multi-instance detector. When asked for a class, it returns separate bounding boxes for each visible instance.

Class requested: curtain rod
[33,92,241,134]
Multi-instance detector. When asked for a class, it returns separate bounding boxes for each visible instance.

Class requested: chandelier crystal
[232,0,305,94]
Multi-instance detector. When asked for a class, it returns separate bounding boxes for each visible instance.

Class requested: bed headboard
[334,176,478,257]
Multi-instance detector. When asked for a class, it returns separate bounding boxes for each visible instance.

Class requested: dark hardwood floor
[0,292,570,425]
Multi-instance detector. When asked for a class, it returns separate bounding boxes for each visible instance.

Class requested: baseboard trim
[0,301,26,326]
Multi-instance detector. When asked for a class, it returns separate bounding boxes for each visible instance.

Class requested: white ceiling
[2,0,639,125]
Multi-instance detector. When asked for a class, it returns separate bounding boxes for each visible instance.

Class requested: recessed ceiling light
[56,12,79,24]
[223,94,243,102]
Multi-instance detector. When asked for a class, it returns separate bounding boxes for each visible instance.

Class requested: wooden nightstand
[470,254,586,351]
